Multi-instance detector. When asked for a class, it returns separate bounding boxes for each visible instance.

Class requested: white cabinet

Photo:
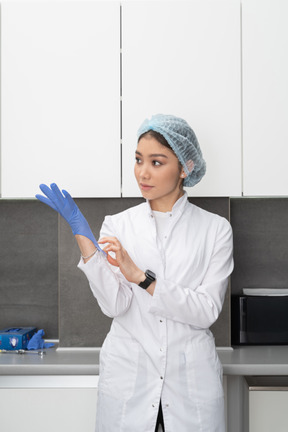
[1,1,120,198]
[242,0,288,196]
[0,375,98,432]
[121,0,242,197]
[249,391,288,432]
[247,376,288,432]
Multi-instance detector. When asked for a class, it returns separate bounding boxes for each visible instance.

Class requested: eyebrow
[135,150,168,158]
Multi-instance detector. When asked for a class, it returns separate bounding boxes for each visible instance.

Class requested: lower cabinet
[0,375,98,432]
[246,376,288,432]
[6,374,288,432]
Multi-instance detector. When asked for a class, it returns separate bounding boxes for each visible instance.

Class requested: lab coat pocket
[184,337,223,403]
[99,334,139,400]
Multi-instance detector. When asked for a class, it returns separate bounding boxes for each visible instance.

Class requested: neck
[149,190,185,212]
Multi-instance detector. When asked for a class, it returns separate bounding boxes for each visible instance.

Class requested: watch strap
[139,270,156,289]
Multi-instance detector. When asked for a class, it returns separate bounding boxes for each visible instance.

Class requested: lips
[140,183,154,191]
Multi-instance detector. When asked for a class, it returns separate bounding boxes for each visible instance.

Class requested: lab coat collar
[146,191,188,218]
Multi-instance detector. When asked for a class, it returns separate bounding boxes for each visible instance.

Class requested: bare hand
[98,236,145,284]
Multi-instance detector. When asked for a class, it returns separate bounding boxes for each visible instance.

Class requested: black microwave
[231,295,288,345]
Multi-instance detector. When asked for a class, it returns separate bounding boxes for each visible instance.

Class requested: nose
[137,162,151,180]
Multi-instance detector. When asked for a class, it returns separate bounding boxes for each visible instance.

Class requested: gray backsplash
[7,196,285,347]
[0,200,58,338]
[230,198,288,295]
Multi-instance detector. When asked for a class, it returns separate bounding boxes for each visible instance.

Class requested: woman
[36,114,233,432]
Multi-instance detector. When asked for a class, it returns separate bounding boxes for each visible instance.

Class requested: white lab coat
[78,193,233,432]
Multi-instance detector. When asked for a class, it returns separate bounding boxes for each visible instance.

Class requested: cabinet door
[242,0,288,196]
[0,375,98,432]
[249,391,288,432]
[1,1,120,198]
[122,0,241,197]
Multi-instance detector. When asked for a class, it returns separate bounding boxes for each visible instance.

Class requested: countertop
[2,345,288,376]
[0,346,100,376]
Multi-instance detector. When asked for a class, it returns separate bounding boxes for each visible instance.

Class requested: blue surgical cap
[137,114,206,187]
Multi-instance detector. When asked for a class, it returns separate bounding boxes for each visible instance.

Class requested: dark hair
[138,130,182,172]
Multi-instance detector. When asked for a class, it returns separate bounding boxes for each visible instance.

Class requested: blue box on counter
[0,327,37,350]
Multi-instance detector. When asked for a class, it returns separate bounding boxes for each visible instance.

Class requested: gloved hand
[36,183,106,256]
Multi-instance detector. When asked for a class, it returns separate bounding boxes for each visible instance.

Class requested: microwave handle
[239,296,247,344]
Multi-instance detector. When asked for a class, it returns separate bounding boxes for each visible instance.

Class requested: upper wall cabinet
[242,0,288,196]
[1,1,120,198]
[121,0,241,197]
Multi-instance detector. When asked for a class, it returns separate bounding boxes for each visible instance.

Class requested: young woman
[36,114,233,432]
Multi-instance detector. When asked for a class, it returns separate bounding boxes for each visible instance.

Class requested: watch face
[146,270,156,280]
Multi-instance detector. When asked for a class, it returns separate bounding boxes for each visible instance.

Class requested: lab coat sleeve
[78,253,133,318]
[148,218,234,329]
[77,216,133,318]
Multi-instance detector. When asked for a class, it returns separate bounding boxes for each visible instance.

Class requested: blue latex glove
[27,329,54,350]
[36,183,106,256]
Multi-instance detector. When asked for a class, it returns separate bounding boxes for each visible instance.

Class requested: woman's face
[134,135,185,210]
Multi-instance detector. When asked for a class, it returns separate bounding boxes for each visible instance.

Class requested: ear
[180,171,187,179]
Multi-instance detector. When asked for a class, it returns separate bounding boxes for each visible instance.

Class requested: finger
[99,238,122,263]
[35,194,58,211]
[39,183,54,199]
[103,246,120,267]
[98,237,119,245]
[62,189,77,212]
[50,183,66,206]
[62,189,73,201]
[103,244,120,255]
[106,254,119,267]
[38,183,60,207]
[39,183,61,209]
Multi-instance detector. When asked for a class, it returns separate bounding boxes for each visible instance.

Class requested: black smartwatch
[138,270,156,289]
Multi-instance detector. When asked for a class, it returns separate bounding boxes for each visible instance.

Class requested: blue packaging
[0,327,37,350]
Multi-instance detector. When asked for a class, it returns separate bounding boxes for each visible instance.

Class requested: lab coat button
[160,376,163,380]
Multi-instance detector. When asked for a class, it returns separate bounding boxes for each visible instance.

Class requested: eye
[152,160,162,166]
[135,157,142,164]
